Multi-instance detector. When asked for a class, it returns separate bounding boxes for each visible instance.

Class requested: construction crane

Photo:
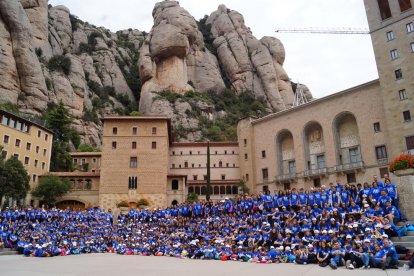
[275,27,370,34]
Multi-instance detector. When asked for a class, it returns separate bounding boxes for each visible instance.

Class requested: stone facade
[169,142,240,202]
[237,80,393,193]
[0,109,53,204]
[364,0,414,158]
[70,152,101,173]
[392,173,414,220]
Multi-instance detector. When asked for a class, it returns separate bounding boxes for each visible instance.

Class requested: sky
[49,0,378,99]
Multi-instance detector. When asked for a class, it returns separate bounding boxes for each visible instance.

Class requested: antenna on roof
[292,82,309,107]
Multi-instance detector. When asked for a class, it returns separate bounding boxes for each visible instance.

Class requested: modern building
[0,109,53,205]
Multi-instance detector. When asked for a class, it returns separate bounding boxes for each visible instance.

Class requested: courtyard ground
[0,254,411,276]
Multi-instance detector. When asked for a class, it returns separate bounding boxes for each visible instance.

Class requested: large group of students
[1,175,414,270]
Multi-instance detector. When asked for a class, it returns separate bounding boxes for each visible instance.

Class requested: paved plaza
[0,254,411,276]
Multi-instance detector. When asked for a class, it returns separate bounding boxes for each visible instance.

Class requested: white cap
[346,235,352,239]
[270,246,275,249]
[365,228,371,232]
[308,244,313,248]
[322,230,327,234]
[364,239,370,243]
[285,246,291,251]
[381,234,389,238]
[328,230,334,234]
[353,223,359,227]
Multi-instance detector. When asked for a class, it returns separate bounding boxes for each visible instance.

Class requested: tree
[32,176,71,207]
[77,144,101,152]
[0,155,30,204]
[186,192,199,203]
[206,141,211,201]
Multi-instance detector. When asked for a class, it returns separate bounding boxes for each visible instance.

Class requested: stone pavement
[0,254,411,276]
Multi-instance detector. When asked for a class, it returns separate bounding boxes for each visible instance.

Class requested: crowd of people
[1,175,413,271]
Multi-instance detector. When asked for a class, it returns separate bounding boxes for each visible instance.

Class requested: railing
[303,167,328,177]
[333,161,365,172]
[275,173,297,182]
[377,158,389,166]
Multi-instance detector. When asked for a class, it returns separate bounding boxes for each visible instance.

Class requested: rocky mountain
[0,0,312,145]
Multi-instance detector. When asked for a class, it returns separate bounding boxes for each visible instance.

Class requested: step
[392,241,414,247]
[0,250,18,256]
[396,221,413,227]
[392,236,414,242]
[398,260,409,267]
[406,231,414,236]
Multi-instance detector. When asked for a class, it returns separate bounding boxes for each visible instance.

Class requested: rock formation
[0,0,311,144]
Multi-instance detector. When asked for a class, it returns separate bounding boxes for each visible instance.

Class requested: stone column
[392,170,414,221]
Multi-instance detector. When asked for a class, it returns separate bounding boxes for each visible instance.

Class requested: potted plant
[389,153,414,176]
[137,198,149,208]
[116,200,129,213]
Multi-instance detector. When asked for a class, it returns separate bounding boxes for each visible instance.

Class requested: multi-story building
[364,0,414,157]
[169,142,240,203]
[0,109,53,204]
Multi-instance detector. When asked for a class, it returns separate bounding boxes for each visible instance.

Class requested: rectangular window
[375,145,388,159]
[42,162,45,170]
[112,141,117,149]
[92,158,96,163]
[407,22,414,32]
[378,0,392,20]
[349,148,360,163]
[284,182,291,190]
[399,0,412,11]
[390,49,399,60]
[221,174,226,180]
[23,124,28,133]
[16,121,22,131]
[288,161,296,173]
[203,175,207,180]
[172,164,175,168]
[1,116,8,125]
[411,42,414,52]
[243,139,247,146]
[261,150,266,158]
[152,141,157,149]
[245,174,249,181]
[73,158,78,164]
[244,153,248,160]
[13,153,19,159]
[191,163,194,168]
[9,118,15,128]
[15,139,21,147]
[132,141,137,149]
[395,69,403,80]
[32,175,37,182]
[43,149,47,156]
[184,161,188,168]
[317,155,326,169]
[406,135,414,150]
[373,122,381,132]
[399,89,408,100]
[346,173,356,184]
[45,134,48,141]
[224,150,227,154]
[132,127,137,135]
[24,156,29,165]
[37,130,41,138]
[34,159,38,168]
[403,110,412,121]
[130,157,137,168]
[81,158,86,165]
[36,146,39,154]
[262,168,268,180]
[1,150,7,159]
[152,127,157,135]
[3,135,9,144]
[112,127,117,135]
[26,142,31,151]
[193,175,198,180]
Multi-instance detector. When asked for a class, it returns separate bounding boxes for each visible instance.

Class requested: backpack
[395,244,409,254]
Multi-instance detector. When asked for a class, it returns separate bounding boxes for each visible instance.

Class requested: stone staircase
[0,248,18,256]
[392,222,414,267]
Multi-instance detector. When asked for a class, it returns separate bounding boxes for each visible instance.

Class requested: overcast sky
[49,0,378,99]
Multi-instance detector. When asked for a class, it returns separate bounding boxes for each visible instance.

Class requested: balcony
[275,172,298,183]
[377,158,389,166]
[303,167,328,178]
[332,161,365,173]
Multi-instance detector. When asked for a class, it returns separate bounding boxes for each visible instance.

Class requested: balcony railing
[333,161,365,173]
[303,167,328,177]
[275,173,297,182]
[377,158,389,166]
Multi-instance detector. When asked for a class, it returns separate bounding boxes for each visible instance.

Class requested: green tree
[45,101,73,142]
[0,155,30,203]
[186,192,199,203]
[32,176,71,207]
[77,144,101,152]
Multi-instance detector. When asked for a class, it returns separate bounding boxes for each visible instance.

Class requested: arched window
[195,186,201,195]
[219,161,222,167]
[172,180,179,190]
[226,186,232,194]
[213,186,219,195]
[232,186,239,195]
[201,186,207,195]
[220,186,225,195]
[171,200,178,206]
[188,186,194,193]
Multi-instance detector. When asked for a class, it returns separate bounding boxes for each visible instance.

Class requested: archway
[303,121,325,170]
[276,129,295,175]
[55,200,85,210]
[333,112,361,165]
[171,200,178,206]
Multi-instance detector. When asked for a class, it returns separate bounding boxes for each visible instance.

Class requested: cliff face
[0,0,142,146]
[0,0,311,144]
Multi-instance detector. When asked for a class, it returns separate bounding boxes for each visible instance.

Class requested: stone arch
[171,200,178,206]
[275,129,295,175]
[332,112,361,165]
[302,121,325,170]
[55,199,86,210]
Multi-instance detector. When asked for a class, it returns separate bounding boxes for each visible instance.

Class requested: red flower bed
[389,153,414,172]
